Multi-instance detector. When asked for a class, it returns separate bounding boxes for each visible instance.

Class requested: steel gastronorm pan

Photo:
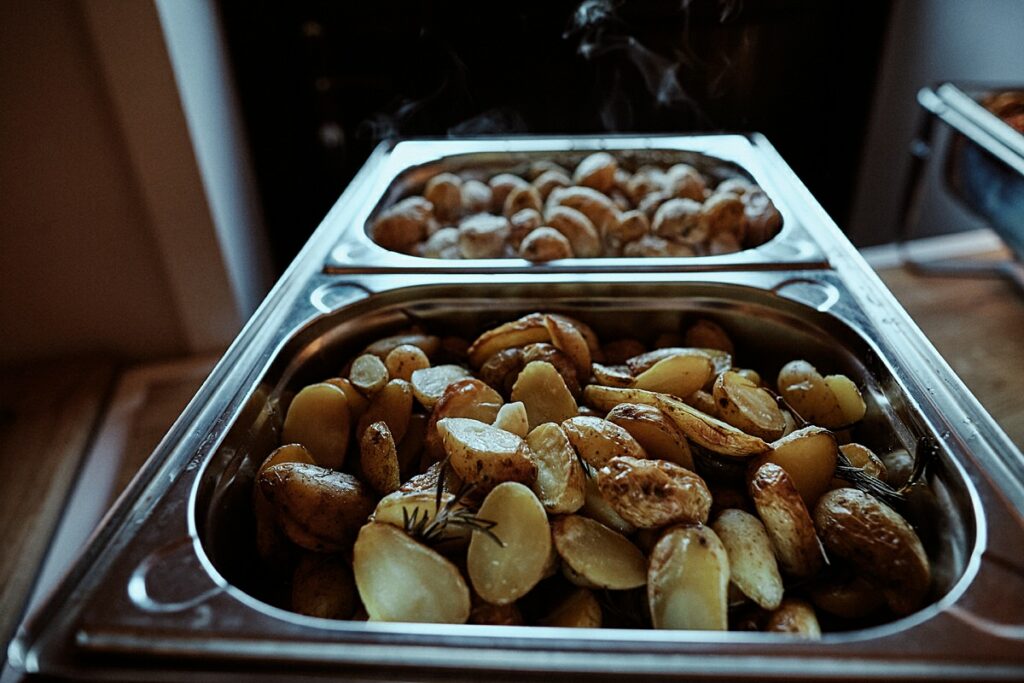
[10,271,1024,681]
[325,134,829,273]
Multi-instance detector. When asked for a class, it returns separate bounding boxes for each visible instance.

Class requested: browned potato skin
[424,172,462,223]
[548,186,619,232]
[489,173,530,212]
[522,343,581,398]
[814,488,931,615]
[809,573,884,619]
[504,184,543,217]
[561,416,647,468]
[363,332,441,360]
[539,588,602,628]
[460,179,493,215]
[532,169,572,200]
[519,227,574,261]
[371,196,436,254]
[259,462,376,553]
[652,198,704,242]
[747,462,824,578]
[479,347,526,398]
[545,205,602,258]
[357,379,413,446]
[508,208,543,248]
[424,378,504,462]
[596,456,711,528]
[605,402,695,471]
[360,421,400,495]
[467,313,550,368]
[291,553,357,620]
[573,152,618,193]
[765,598,821,639]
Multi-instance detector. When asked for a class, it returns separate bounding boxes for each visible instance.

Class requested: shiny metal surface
[10,136,1024,681]
[325,135,828,273]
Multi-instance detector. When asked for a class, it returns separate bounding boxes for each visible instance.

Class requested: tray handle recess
[771,278,842,313]
[127,535,225,614]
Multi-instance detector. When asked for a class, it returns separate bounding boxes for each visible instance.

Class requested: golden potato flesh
[349,354,389,395]
[824,374,867,425]
[604,403,694,471]
[259,462,376,553]
[511,360,578,430]
[761,426,838,507]
[633,353,714,399]
[467,482,551,605]
[257,443,316,479]
[526,423,586,514]
[357,379,413,445]
[281,383,351,469]
[353,522,470,623]
[437,417,536,490]
[711,509,783,610]
[385,344,430,382]
[492,401,529,437]
[543,314,592,380]
[596,456,711,528]
[425,378,504,462]
[777,360,843,428]
[814,488,930,615]
[323,377,368,418]
[648,525,730,631]
[552,515,646,589]
[712,370,785,441]
[467,313,550,368]
[410,364,472,410]
[765,598,821,639]
[561,415,647,468]
[580,468,636,535]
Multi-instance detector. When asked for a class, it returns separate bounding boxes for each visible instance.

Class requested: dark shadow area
[219,0,890,272]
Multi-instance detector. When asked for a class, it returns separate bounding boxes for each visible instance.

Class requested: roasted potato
[596,456,712,528]
[648,525,730,630]
[437,417,536,490]
[552,515,646,589]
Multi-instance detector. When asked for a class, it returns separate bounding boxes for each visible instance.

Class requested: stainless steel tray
[10,135,1024,681]
[325,135,829,273]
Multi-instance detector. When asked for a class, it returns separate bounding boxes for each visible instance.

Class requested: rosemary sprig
[834,448,906,507]
[402,459,505,547]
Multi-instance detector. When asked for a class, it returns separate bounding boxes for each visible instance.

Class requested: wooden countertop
[1,256,1022,671]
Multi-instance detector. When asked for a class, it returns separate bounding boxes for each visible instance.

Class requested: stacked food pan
[11,135,1024,680]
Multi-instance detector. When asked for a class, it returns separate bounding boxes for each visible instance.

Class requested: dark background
[219,0,892,272]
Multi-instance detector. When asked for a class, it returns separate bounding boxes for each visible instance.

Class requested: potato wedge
[597,456,711,528]
[837,443,887,483]
[765,598,821,639]
[583,386,769,457]
[824,374,867,425]
[437,417,536,489]
[357,378,413,445]
[257,443,316,479]
[544,314,592,380]
[552,515,646,589]
[777,360,843,428]
[360,421,400,495]
[423,378,504,462]
[562,415,647,468]
[511,361,578,430]
[349,353,389,395]
[323,377,369,419]
[467,482,551,605]
[580,466,636,535]
[385,344,430,382]
[605,403,694,471]
[625,347,721,376]
[591,362,636,388]
[759,426,838,506]
[522,343,581,398]
[526,423,586,513]
[711,509,783,610]
[467,313,550,368]
[353,522,470,623]
[410,364,473,410]
[814,488,930,615]
[747,462,824,578]
[493,401,529,437]
[290,553,357,620]
[539,588,602,628]
[281,383,351,469]
[648,525,730,630]
[259,462,376,552]
[713,371,786,441]
[634,353,714,399]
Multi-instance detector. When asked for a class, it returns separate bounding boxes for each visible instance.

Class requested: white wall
[0,0,271,364]
[850,0,1024,247]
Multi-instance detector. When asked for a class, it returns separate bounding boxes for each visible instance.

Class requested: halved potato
[353,522,470,623]
[371,489,468,541]
[437,417,536,490]
[591,363,636,388]
[511,361,578,430]
[259,462,376,552]
[711,508,783,610]
[832,443,888,489]
[526,423,586,513]
[605,403,694,471]
[683,319,734,354]
[777,360,843,428]
[385,344,430,382]
[580,467,636,535]
[583,386,769,458]
[410,364,473,410]
[648,525,730,630]
[323,377,369,419]
[281,383,351,469]
[765,598,821,638]
[467,313,551,368]
[424,378,504,461]
[539,588,602,628]
[759,426,838,507]
[349,354,389,395]
[562,415,647,468]
[467,482,551,605]
[747,462,824,578]
[357,378,413,445]
[814,488,930,615]
[360,421,400,495]
[824,374,867,425]
[544,314,592,380]
[633,353,714,399]
[492,401,529,437]
[625,347,721,376]
[363,332,441,360]
[552,515,646,589]
[596,456,711,528]
[713,371,786,441]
